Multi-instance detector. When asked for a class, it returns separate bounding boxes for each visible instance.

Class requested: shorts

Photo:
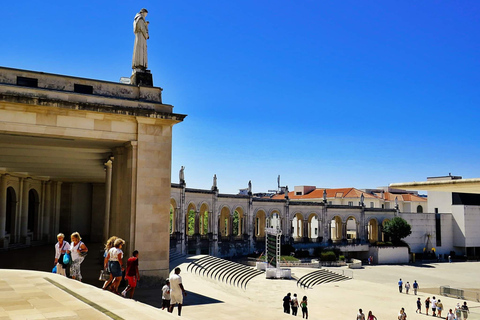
[109,261,122,277]
[125,275,137,288]
[170,292,183,305]
[162,299,170,309]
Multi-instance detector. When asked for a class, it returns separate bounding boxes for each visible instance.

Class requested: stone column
[103,158,113,242]
[52,181,62,242]
[317,217,322,241]
[0,175,7,245]
[284,200,290,241]
[194,211,200,235]
[248,195,254,250]
[38,181,46,241]
[20,178,30,242]
[180,181,186,254]
[127,142,138,260]
[42,181,51,241]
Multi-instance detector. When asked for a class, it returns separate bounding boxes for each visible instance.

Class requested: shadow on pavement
[0,243,223,309]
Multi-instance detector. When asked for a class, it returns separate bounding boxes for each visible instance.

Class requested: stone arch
[307,212,320,239]
[5,187,17,240]
[269,209,281,230]
[199,203,209,235]
[219,206,230,236]
[27,188,40,240]
[381,219,390,242]
[330,216,343,241]
[254,209,266,237]
[346,215,358,240]
[170,198,177,234]
[186,202,196,236]
[368,218,379,243]
[233,206,244,236]
[292,212,304,238]
[416,205,423,213]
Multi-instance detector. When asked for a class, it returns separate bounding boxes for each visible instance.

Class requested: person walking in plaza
[367,310,377,320]
[405,281,411,294]
[102,236,117,290]
[169,267,187,316]
[446,309,455,320]
[431,296,437,316]
[416,298,422,313]
[122,250,140,298]
[437,299,444,317]
[398,278,403,293]
[461,301,469,319]
[398,307,407,320]
[455,303,463,320]
[105,238,125,294]
[356,308,365,320]
[54,233,70,277]
[300,296,308,319]
[283,292,291,314]
[425,297,431,315]
[413,280,419,295]
[161,279,171,310]
[291,293,299,316]
[68,232,88,282]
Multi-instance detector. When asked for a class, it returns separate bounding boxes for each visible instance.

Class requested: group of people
[398,278,420,295]
[102,236,140,299]
[356,309,378,320]
[422,297,469,319]
[161,267,187,316]
[54,232,88,281]
[282,293,308,318]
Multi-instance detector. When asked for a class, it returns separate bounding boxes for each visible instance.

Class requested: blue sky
[2,1,480,194]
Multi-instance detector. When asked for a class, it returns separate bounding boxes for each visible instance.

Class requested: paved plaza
[0,253,479,319]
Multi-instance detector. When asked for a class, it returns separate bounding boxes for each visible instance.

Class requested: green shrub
[320,251,337,261]
[339,255,345,261]
[281,255,300,262]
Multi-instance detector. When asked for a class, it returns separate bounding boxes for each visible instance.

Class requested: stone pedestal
[131,70,153,87]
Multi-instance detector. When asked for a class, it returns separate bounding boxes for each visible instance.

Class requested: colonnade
[170,182,397,256]
[0,174,62,248]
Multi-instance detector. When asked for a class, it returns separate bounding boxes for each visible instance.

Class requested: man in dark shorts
[162,279,171,310]
[122,250,140,298]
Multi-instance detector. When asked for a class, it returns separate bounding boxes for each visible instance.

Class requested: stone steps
[187,255,263,289]
[297,268,351,289]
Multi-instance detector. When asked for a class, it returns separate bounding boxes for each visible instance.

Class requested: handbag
[52,265,57,273]
[99,269,110,281]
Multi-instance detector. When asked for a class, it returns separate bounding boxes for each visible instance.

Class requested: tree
[383,217,412,244]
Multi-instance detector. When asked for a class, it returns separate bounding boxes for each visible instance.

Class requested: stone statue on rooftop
[132,8,149,71]
[213,174,217,189]
[248,180,252,194]
[179,166,184,182]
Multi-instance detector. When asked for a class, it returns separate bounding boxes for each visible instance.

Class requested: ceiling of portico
[0,133,122,183]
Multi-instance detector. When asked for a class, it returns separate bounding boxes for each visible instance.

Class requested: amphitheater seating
[297,268,351,289]
[187,255,263,289]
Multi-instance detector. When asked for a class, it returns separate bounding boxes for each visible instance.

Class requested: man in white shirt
[169,267,187,316]
[431,296,437,316]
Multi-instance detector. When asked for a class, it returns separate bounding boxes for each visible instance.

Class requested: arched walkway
[254,210,266,237]
[5,187,17,241]
[381,219,390,242]
[27,189,40,240]
[368,218,379,243]
[219,206,230,236]
[292,213,303,238]
[346,216,357,240]
[307,213,319,239]
[269,210,281,230]
[170,198,177,234]
[199,203,209,235]
[330,216,343,241]
[233,207,244,236]
[186,203,196,236]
